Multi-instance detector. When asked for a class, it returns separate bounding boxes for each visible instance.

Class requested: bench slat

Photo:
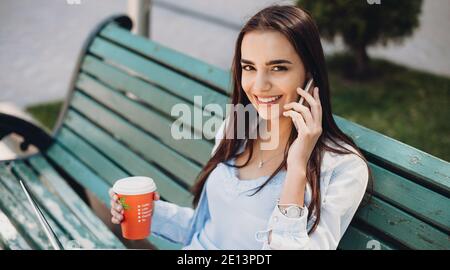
[71,78,212,165]
[3,158,175,250]
[89,37,229,117]
[0,209,31,250]
[46,144,113,206]
[0,164,55,249]
[59,109,193,207]
[28,155,126,249]
[69,90,207,184]
[100,24,231,93]
[149,236,183,250]
[56,127,129,181]
[0,163,71,249]
[355,196,449,250]
[335,115,450,194]
[72,82,213,165]
[81,55,224,137]
[11,161,105,249]
[73,77,203,183]
[44,143,182,250]
[339,226,394,250]
[370,163,450,232]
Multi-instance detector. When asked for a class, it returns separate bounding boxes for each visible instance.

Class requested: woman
[110,4,370,250]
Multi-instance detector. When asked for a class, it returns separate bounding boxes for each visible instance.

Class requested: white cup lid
[113,176,156,195]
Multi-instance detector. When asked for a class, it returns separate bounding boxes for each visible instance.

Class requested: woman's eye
[241,65,287,72]
[272,66,288,72]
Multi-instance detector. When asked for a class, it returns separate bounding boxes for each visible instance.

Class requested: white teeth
[256,95,281,103]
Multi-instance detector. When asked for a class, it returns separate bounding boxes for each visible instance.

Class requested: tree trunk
[353,45,370,78]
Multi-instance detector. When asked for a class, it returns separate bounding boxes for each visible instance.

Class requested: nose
[253,71,271,92]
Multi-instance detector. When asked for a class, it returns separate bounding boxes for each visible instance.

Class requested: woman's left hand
[283,86,323,171]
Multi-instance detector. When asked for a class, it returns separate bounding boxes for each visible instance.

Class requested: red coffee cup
[112,176,157,240]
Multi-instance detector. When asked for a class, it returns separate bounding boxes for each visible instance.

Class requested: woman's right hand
[109,188,160,224]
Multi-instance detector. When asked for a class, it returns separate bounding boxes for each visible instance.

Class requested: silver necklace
[258,147,285,168]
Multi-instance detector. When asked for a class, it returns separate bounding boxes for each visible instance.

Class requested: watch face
[286,206,301,218]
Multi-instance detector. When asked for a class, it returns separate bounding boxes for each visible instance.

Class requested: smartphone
[298,78,314,105]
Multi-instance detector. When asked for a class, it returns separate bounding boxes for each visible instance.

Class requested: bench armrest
[0,113,53,152]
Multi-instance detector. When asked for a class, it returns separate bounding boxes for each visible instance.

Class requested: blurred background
[0,0,449,161]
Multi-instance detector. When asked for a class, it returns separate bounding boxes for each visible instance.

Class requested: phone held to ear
[298,78,314,105]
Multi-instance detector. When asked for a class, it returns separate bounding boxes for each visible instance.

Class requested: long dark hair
[192,4,372,234]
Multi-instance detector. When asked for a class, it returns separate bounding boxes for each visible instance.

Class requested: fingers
[109,189,160,225]
[110,207,123,224]
[283,102,313,126]
[111,216,122,224]
[110,189,123,224]
[312,87,322,123]
[297,87,322,122]
[110,201,124,214]
[283,110,308,133]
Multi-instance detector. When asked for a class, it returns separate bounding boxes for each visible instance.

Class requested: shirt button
[273,216,278,222]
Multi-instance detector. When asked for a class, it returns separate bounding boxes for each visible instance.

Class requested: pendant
[258,161,263,168]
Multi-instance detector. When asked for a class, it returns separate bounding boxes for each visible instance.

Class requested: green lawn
[25,55,450,161]
[26,100,62,133]
[327,54,449,162]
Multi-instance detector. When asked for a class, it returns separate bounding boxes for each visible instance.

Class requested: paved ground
[0,0,449,109]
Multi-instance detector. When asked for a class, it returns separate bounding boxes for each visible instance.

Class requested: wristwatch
[278,204,304,218]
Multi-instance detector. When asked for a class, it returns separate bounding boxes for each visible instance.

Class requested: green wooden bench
[0,15,449,250]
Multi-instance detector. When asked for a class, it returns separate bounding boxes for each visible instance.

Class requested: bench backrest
[45,16,450,250]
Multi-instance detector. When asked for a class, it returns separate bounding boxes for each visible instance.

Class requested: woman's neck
[258,116,293,152]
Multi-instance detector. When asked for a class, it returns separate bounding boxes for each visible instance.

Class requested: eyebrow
[240,58,293,65]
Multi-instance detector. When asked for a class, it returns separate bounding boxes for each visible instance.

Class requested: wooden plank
[69,90,209,178]
[44,144,182,250]
[0,170,52,249]
[77,72,220,140]
[28,155,126,249]
[355,196,450,250]
[11,161,105,249]
[88,37,229,116]
[73,77,203,184]
[100,24,232,93]
[46,143,115,205]
[0,163,70,249]
[370,162,450,232]
[339,225,394,250]
[149,235,182,250]
[71,89,212,166]
[80,55,224,130]
[0,209,31,250]
[6,161,164,250]
[56,127,129,181]
[335,115,450,193]
[56,110,193,207]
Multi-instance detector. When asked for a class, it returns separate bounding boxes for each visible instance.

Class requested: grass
[25,54,450,161]
[327,54,449,161]
[25,100,63,133]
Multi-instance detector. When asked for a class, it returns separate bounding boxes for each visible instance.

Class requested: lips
[255,95,282,105]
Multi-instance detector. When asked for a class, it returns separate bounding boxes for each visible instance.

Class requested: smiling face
[240,30,307,121]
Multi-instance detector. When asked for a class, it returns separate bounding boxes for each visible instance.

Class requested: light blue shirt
[185,157,287,249]
[151,121,369,250]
